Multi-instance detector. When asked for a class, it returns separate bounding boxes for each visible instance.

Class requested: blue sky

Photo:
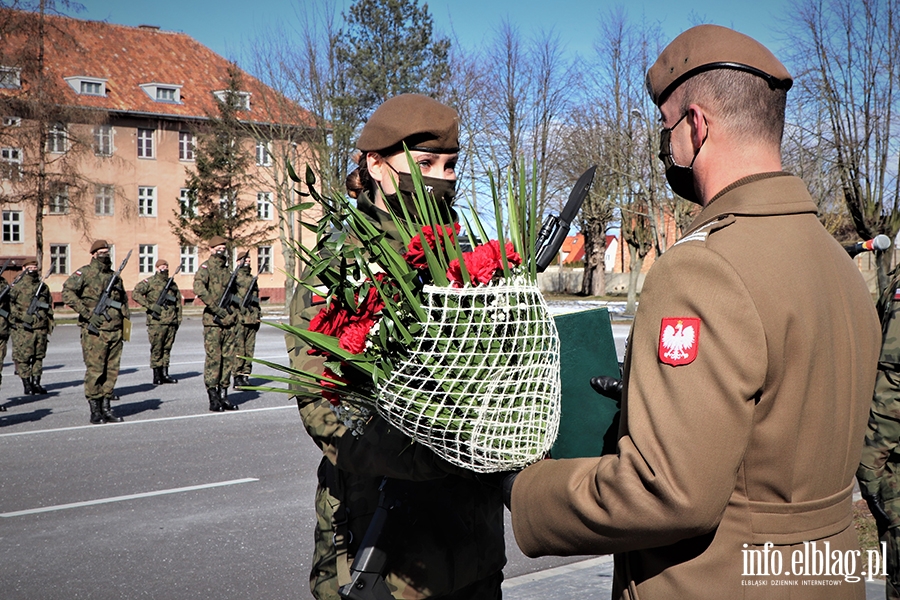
[73,0,795,69]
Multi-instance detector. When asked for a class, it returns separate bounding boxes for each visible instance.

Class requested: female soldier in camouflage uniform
[286,94,506,599]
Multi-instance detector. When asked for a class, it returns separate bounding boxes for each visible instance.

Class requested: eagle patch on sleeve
[659,317,700,366]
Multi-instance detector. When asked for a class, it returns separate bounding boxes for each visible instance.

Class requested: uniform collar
[686,172,817,235]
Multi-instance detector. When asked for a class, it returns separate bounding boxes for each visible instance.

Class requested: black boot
[219,387,238,411]
[153,367,162,385]
[101,397,123,423]
[160,366,177,384]
[31,376,47,395]
[89,399,103,424]
[21,377,34,396]
[208,387,224,412]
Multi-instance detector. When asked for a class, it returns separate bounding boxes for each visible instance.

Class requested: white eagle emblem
[661,319,697,363]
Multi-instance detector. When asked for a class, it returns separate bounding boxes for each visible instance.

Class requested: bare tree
[789,0,900,292]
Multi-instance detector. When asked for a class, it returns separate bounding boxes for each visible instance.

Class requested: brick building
[0,9,319,306]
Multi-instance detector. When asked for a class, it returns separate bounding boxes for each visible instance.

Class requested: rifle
[149,264,183,318]
[23,267,53,331]
[213,263,241,326]
[534,165,597,273]
[240,274,259,310]
[338,477,396,600]
[87,249,132,335]
[0,266,26,320]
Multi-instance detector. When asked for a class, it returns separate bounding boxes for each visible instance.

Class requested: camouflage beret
[357,94,459,154]
[646,24,793,107]
[90,239,109,253]
[23,258,37,268]
[155,258,168,268]
[208,235,227,248]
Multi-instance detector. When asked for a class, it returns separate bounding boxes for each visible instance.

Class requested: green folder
[550,307,622,459]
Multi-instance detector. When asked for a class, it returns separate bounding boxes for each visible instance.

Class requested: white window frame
[212,89,251,111]
[179,131,194,161]
[137,128,154,159]
[46,122,67,154]
[256,191,273,220]
[2,210,22,243]
[95,184,115,216]
[49,184,69,214]
[3,116,21,127]
[138,186,157,217]
[139,244,157,274]
[0,66,21,89]
[179,188,195,217]
[180,245,198,274]
[139,82,182,103]
[255,140,272,166]
[257,246,272,273]
[50,244,69,275]
[1,147,22,180]
[65,76,107,96]
[94,125,113,157]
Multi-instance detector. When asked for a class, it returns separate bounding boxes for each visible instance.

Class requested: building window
[256,140,271,166]
[213,89,250,110]
[95,184,114,216]
[138,186,156,217]
[179,188,195,217]
[94,125,113,156]
[49,185,69,214]
[81,81,101,95]
[139,83,181,103]
[1,147,22,180]
[46,122,67,153]
[179,131,194,161]
[0,66,21,89]
[139,244,157,274]
[219,194,235,218]
[157,87,176,101]
[3,116,20,127]
[257,246,272,273]
[180,245,198,274]
[256,191,272,220]
[50,244,69,275]
[2,210,22,242]
[137,128,154,159]
[66,76,107,96]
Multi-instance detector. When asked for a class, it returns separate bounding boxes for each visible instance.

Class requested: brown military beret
[90,239,109,253]
[208,235,227,248]
[357,94,459,154]
[646,24,793,107]
[155,258,168,268]
[23,258,37,268]
[237,251,250,261]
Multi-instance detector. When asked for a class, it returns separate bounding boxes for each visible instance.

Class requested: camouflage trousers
[232,323,258,375]
[12,327,48,378]
[80,327,123,400]
[0,334,7,386]
[147,323,177,368]
[203,325,235,388]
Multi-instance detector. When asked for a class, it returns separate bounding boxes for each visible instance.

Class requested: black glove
[862,491,891,536]
[502,471,519,509]
[590,376,623,403]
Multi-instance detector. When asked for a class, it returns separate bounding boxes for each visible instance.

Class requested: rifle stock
[151,264,183,317]
[213,264,241,326]
[87,249,132,334]
[23,267,53,331]
[338,478,395,600]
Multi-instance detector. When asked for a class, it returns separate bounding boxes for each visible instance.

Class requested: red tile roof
[0,9,314,127]
[561,234,585,264]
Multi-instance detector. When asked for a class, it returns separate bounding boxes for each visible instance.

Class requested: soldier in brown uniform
[132,258,182,385]
[232,251,258,388]
[286,94,506,599]
[506,26,881,599]
[193,235,238,412]
[10,258,53,395]
[62,240,130,424]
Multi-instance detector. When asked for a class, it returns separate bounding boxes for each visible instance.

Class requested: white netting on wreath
[377,282,561,473]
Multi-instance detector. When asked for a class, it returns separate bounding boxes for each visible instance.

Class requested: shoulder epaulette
[673,215,736,247]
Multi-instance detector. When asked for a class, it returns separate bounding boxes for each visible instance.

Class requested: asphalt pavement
[0,308,886,599]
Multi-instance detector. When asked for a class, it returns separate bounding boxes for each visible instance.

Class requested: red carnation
[339,318,375,354]
[309,300,351,337]
[320,366,347,406]
[404,223,461,270]
[447,239,522,286]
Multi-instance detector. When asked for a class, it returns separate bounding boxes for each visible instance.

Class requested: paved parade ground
[0,311,885,599]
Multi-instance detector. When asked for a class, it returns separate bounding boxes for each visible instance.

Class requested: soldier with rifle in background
[133,258,182,385]
[62,240,131,424]
[0,258,15,409]
[232,250,259,388]
[193,235,239,412]
[10,259,53,396]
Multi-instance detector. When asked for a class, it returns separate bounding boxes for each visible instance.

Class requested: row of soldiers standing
[0,237,260,423]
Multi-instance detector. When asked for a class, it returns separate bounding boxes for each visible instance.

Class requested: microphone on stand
[845,234,892,258]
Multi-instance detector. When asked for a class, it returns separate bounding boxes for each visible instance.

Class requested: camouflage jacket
[0,278,10,339]
[62,257,130,331]
[859,266,900,527]
[193,252,237,328]
[235,266,260,326]
[10,273,54,330]
[285,192,506,596]
[133,271,182,326]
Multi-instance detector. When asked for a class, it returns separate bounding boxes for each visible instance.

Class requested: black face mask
[95,255,112,269]
[382,165,457,223]
[658,111,708,204]
[27,270,38,280]
[159,269,169,278]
